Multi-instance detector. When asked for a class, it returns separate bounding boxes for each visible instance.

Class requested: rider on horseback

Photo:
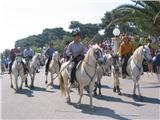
[119,35,133,79]
[8,45,26,74]
[66,28,85,86]
[23,44,34,72]
[45,42,56,75]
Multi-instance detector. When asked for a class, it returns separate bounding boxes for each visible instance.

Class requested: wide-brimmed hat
[72,28,80,37]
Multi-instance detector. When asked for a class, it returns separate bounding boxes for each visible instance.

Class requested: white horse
[25,53,41,88]
[46,51,60,86]
[59,44,105,109]
[10,55,26,91]
[94,53,112,96]
[114,45,152,101]
[111,54,121,95]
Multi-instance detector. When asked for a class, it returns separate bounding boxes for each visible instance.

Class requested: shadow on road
[31,86,55,93]
[70,103,130,120]
[122,93,160,105]
[142,85,160,89]
[100,84,112,89]
[50,84,60,90]
[15,89,34,97]
[94,94,145,107]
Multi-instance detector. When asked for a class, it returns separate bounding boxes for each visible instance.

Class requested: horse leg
[10,74,13,88]
[25,74,28,87]
[133,81,137,98]
[93,82,97,96]
[45,74,48,84]
[115,73,121,95]
[20,73,25,90]
[89,82,94,109]
[137,83,143,101]
[77,84,83,108]
[113,72,117,93]
[98,80,102,96]
[30,74,35,89]
[51,73,54,86]
[14,75,18,90]
[66,81,71,103]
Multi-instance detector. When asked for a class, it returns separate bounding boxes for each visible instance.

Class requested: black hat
[72,28,80,37]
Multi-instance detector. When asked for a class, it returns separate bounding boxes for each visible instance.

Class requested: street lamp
[113,28,120,36]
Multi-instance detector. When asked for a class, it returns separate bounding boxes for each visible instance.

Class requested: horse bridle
[94,49,103,61]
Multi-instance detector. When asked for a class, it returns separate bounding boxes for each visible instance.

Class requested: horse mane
[50,51,59,67]
[133,46,143,57]
[84,44,101,62]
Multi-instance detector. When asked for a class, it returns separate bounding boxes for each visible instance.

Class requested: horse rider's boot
[70,65,76,88]
[36,69,40,73]
[122,61,127,79]
[45,67,48,75]
[8,62,12,74]
[122,66,126,79]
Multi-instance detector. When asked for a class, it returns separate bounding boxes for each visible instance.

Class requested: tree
[101,11,137,39]
[69,21,100,39]
[107,1,160,36]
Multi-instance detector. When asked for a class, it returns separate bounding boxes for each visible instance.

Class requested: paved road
[0,68,160,120]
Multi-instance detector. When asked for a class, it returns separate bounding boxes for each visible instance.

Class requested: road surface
[0,68,160,119]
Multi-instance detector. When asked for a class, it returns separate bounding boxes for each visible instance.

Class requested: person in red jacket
[8,45,21,74]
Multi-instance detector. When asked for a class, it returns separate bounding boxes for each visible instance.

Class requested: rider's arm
[66,44,72,57]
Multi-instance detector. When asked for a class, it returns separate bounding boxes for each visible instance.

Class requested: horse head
[86,44,105,65]
[15,55,22,68]
[52,51,59,62]
[39,54,45,66]
[15,55,22,64]
[142,45,152,63]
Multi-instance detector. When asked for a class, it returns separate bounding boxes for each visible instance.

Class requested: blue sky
[0,0,133,52]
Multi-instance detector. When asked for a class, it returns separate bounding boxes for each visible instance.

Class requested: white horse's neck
[83,49,96,67]
[29,56,39,70]
[132,47,144,67]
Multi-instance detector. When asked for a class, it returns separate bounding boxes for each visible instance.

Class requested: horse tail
[59,74,65,95]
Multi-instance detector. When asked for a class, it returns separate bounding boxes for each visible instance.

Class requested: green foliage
[52,39,66,53]
[107,1,160,36]
[69,21,100,39]
[32,46,41,54]
[2,49,10,58]
[16,27,67,49]
[101,11,137,38]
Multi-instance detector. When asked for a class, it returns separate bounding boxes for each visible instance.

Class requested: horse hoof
[45,81,48,84]
[66,98,71,103]
[30,85,34,89]
[94,92,97,96]
[19,87,22,90]
[99,93,102,96]
[139,96,143,102]
[76,104,80,108]
[133,94,137,98]
[90,107,95,111]
[25,84,28,87]
[11,85,13,88]
[113,88,116,93]
[118,92,122,95]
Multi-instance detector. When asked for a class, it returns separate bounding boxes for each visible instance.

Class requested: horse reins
[83,60,97,85]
